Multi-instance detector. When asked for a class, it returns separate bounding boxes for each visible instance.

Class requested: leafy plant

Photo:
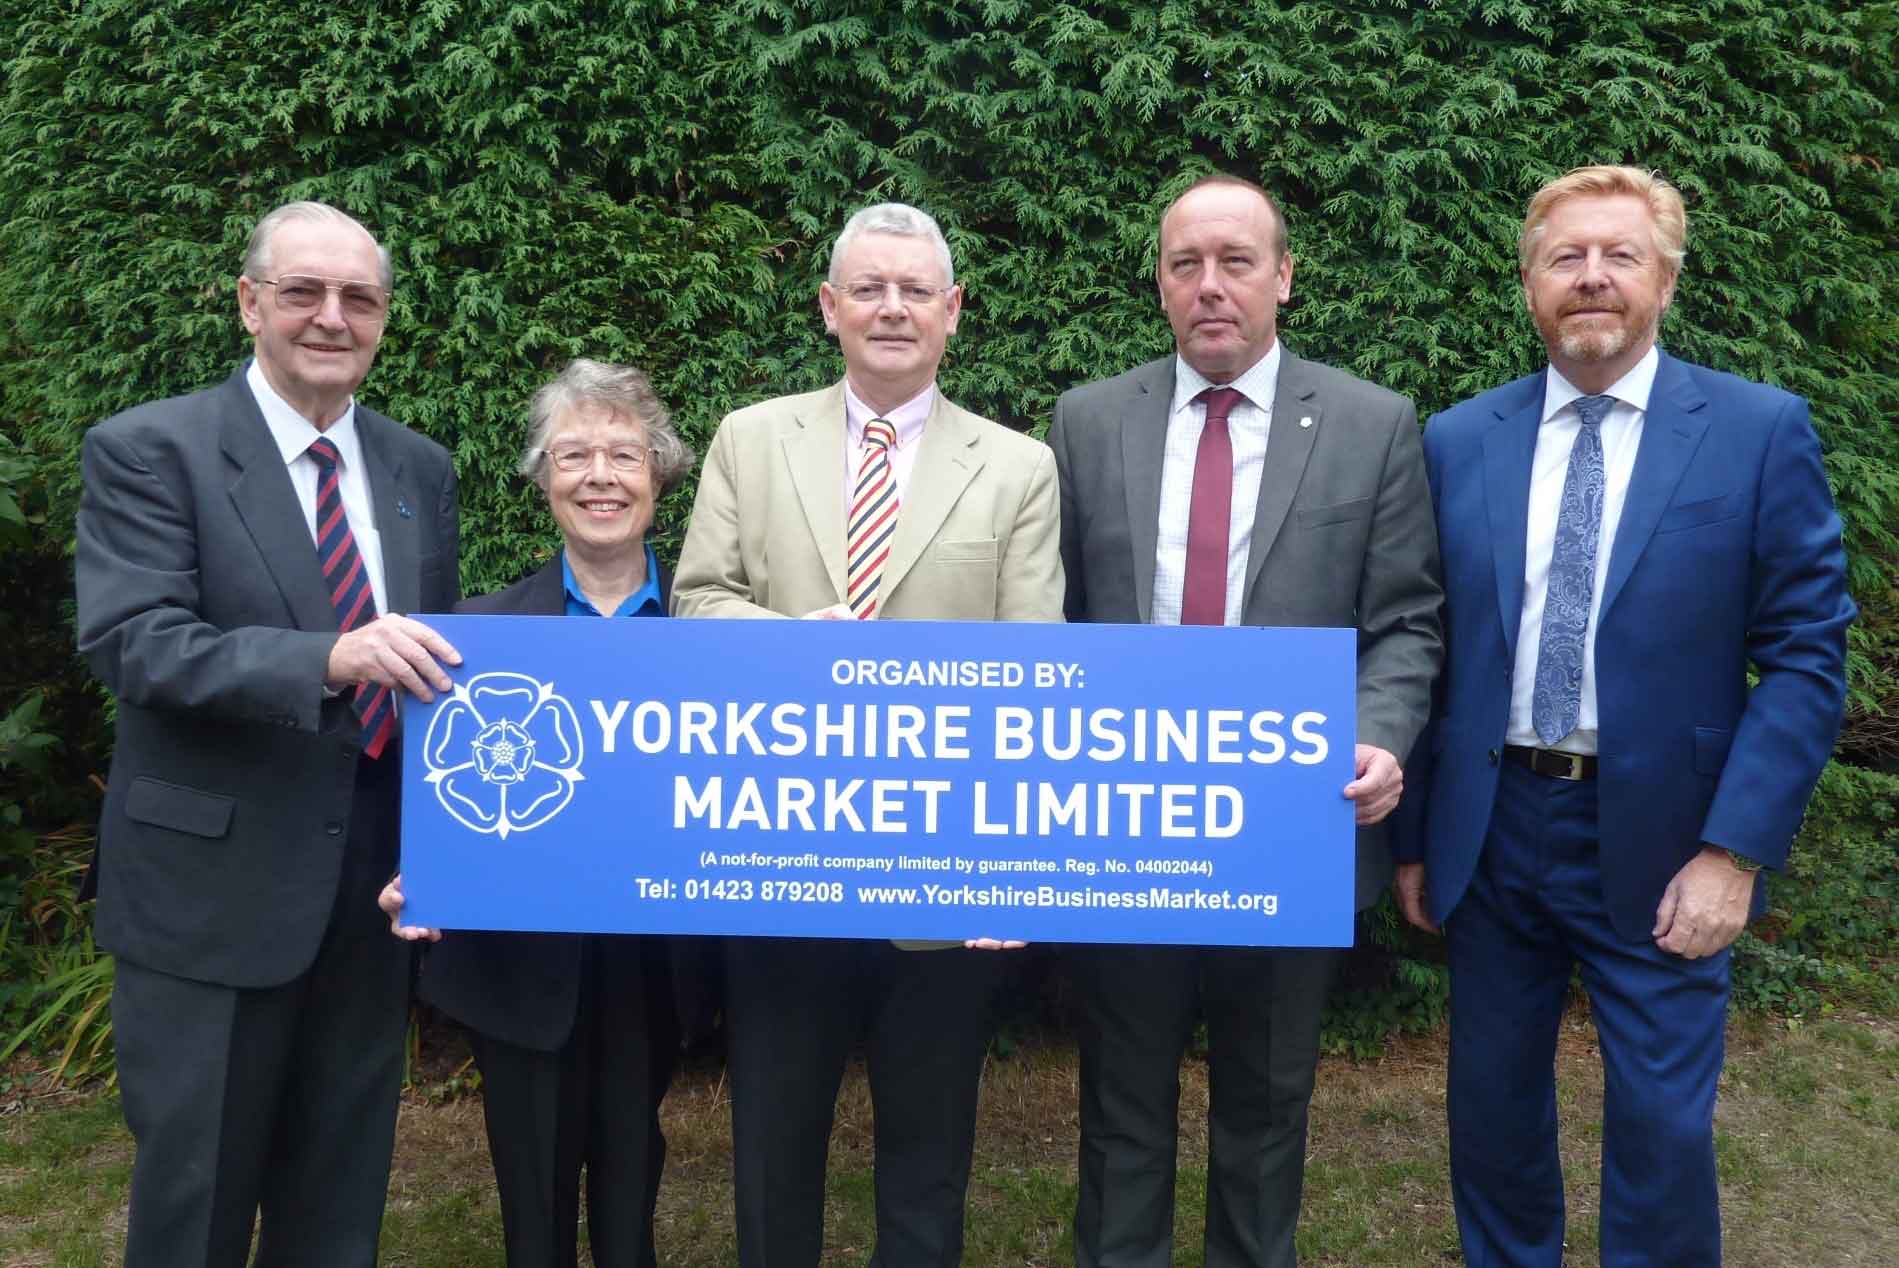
[2,0,1894,1051]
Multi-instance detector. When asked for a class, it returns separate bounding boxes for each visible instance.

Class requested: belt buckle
[1546,749,1587,781]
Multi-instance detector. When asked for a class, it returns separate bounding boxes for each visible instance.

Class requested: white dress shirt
[246,359,389,617]
[1506,345,1660,755]
[843,379,935,515]
[1152,343,1282,627]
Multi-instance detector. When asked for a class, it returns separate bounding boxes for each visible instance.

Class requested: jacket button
[1487,748,1500,765]
[325,821,344,837]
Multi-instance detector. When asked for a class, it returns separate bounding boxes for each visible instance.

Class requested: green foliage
[0,827,113,1084]
[1734,762,1899,1013]
[2,1,1895,1065]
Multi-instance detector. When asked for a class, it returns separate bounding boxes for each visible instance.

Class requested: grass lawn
[3,1012,1894,1266]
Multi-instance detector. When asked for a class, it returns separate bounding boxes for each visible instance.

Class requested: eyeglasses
[543,444,657,473]
[255,274,389,321]
[837,280,954,306]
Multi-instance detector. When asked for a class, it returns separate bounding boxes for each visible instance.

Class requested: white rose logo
[423,672,584,837]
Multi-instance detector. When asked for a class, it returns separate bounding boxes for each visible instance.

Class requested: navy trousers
[1446,762,1730,1267]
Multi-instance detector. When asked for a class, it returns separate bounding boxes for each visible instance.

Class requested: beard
[1548,306,1658,365]
[1556,317,1630,364]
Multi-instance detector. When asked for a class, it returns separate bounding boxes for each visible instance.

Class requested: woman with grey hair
[381,358,693,1266]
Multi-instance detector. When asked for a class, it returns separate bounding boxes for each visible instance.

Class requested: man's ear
[237,276,264,336]
[817,281,840,335]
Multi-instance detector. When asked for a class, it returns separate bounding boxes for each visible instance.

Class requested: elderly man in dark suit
[1048,172,1443,1268]
[76,201,461,1267]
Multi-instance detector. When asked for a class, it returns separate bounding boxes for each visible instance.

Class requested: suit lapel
[521,557,570,615]
[882,392,984,602]
[358,409,419,615]
[220,374,340,634]
[1599,353,1709,620]
[1119,361,1170,623]
[782,382,850,603]
[1241,351,1321,604]
[1481,374,1543,660]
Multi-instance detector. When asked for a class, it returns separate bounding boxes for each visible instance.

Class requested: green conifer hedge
[3,1,1894,1039]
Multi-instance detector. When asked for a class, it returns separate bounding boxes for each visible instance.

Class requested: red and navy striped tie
[846,418,900,619]
[307,437,395,758]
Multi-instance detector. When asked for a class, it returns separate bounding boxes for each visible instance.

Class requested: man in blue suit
[1391,165,1854,1266]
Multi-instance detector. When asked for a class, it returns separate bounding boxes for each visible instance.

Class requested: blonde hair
[1519,166,1686,275]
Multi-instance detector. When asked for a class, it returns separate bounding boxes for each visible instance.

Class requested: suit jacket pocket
[1295,497,1373,529]
[1654,494,1740,535]
[125,776,235,839]
[936,538,999,562]
[1692,727,1733,775]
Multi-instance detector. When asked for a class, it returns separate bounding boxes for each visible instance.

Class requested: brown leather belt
[1502,744,1597,781]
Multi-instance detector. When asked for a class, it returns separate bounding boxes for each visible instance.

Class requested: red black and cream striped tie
[846,417,900,619]
[307,436,396,758]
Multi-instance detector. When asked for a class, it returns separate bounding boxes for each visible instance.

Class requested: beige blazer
[673,381,1064,949]
[673,380,1063,623]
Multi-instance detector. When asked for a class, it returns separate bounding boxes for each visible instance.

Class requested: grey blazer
[76,369,460,987]
[1048,352,1444,908]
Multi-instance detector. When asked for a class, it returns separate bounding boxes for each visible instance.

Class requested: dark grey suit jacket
[1048,352,1444,908]
[76,368,460,987]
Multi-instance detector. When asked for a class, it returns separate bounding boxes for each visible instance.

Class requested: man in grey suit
[76,201,462,1266]
[1048,173,1443,1267]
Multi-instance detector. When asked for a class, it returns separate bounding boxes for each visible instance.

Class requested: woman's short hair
[517,358,695,493]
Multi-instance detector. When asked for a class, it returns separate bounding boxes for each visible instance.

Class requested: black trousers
[724,937,1003,1268]
[1068,944,1341,1268]
[113,757,408,1268]
[466,934,677,1268]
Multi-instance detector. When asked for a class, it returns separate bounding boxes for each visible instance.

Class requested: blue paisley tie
[1531,394,1614,746]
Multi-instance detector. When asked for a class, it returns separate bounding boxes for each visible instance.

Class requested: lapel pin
[1299,416,1313,429]
[397,497,414,519]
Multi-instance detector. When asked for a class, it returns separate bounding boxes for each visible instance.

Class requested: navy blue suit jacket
[1392,352,1853,941]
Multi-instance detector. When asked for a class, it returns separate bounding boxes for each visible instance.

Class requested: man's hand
[377,873,442,943]
[802,603,855,620]
[327,613,462,702]
[1392,862,1438,933]
[964,937,1028,951]
[1652,846,1756,959]
[1343,744,1403,825]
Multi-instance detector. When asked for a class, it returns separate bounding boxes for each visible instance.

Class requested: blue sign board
[400,616,1358,946]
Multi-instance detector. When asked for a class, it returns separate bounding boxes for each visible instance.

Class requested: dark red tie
[1181,387,1243,626]
[307,437,395,758]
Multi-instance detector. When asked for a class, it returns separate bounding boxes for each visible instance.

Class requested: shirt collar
[246,358,362,470]
[1170,340,1283,419]
[561,543,664,618]
[844,379,935,451]
[1542,344,1661,425]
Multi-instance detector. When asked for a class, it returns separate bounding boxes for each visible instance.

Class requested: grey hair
[827,203,955,287]
[517,358,695,493]
[241,201,394,292]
